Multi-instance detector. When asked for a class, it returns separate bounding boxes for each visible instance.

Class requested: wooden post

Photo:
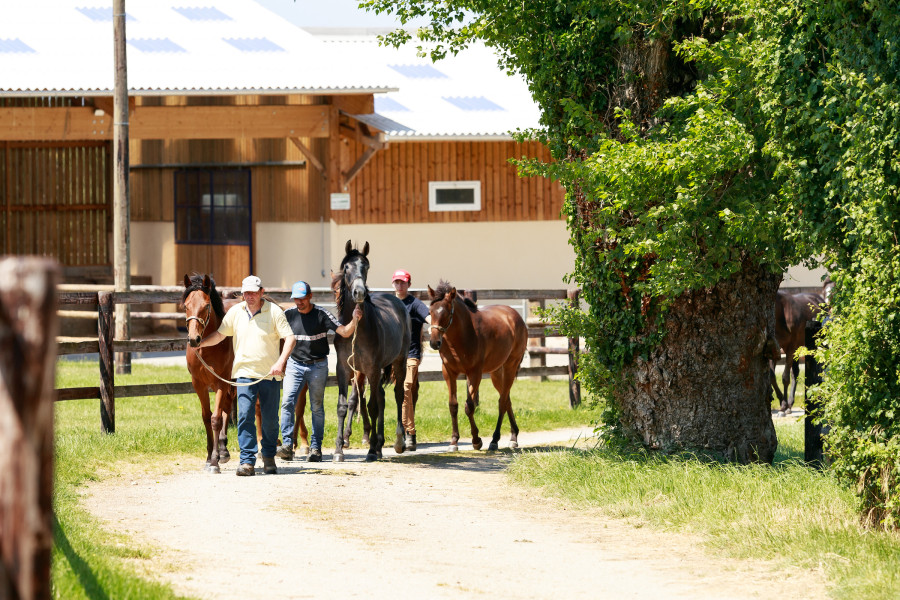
[804,319,826,467]
[113,0,132,374]
[98,291,115,433]
[0,257,58,600]
[567,290,581,408]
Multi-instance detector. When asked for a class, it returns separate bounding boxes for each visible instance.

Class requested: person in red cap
[391,269,430,451]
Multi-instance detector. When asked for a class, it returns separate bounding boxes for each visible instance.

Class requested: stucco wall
[131,222,175,286]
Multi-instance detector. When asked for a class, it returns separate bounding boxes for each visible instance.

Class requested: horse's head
[340,239,370,305]
[427,281,457,351]
[182,273,222,347]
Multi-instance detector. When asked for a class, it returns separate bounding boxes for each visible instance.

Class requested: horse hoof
[488,442,499,451]
[218,450,230,464]
[342,440,350,449]
[206,464,221,474]
[510,441,519,449]
[394,439,404,454]
[299,445,310,455]
[333,453,345,463]
[365,453,378,462]
[472,437,483,451]
[448,444,458,452]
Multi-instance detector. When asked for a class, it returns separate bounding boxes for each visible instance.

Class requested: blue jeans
[281,357,328,450]
[237,377,280,465]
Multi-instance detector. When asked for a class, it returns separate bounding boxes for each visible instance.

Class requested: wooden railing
[56,286,582,433]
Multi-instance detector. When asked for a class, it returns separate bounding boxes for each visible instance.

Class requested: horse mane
[182,273,225,320]
[432,279,477,313]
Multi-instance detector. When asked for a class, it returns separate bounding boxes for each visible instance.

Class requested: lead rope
[194,349,270,387]
[346,300,364,405]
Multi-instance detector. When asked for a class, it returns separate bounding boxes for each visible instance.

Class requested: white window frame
[428,180,482,212]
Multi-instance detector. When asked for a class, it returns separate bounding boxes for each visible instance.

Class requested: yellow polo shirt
[218,300,292,379]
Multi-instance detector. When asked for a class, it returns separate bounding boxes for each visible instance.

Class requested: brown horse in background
[182,273,235,473]
[428,280,528,451]
[773,290,825,414]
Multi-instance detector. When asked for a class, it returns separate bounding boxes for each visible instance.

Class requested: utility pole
[113,0,131,374]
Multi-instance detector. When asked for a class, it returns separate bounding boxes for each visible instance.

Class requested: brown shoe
[262,456,277,475]
[236,463,255,477]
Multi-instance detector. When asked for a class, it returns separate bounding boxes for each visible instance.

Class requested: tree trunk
[615,261,780,464]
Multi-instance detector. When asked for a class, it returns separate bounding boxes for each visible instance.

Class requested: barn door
[1,140,112,268]
[174,168,252,287]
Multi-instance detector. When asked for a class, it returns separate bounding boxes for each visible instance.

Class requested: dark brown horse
[182,273,235,473]
[428,280,528,451]
[332,240,411,462]
[773,289,825,413]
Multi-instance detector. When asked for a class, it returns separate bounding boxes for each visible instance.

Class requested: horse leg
[291,383,309,455]
[787,357,800,411]
[465,377,483,450]
[365,374,384,461]
[195,383,215,470]
[344,373,366,448]
[209,387,230,473]
[488,369,513,451]
[780,354,793,414]
[446,375,461,451]
[393,359,407,454]
[359,374,372,446]
[769,359,785,408]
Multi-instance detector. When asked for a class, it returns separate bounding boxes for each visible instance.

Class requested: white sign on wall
[330,193,350,210]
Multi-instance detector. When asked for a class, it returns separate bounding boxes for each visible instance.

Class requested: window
[428,181,481,212]
[175,170,251,245]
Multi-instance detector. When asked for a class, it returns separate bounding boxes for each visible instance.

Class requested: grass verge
[507,420,900,600]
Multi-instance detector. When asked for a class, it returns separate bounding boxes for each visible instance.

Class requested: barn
[1,0,570,292]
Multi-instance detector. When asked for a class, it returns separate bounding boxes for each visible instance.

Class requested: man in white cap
[277,280,361,462]
[197,275,295,476]
[391,269,430,452]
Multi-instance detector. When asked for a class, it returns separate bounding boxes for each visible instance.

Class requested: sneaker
[275,444,294,460]
[406,433,417,452]
[236,463,255,477]
[307,447,322,463]
[262,456,277,474]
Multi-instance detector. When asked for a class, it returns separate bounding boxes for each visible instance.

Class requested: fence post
[567,289,581,408]
[804,319,826,467]
[98,291,115,433]
[527,299,547,381]
[0,257,58,600]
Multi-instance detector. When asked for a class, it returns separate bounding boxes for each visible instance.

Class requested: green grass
[52,359,594,598]
[508,420,900,600]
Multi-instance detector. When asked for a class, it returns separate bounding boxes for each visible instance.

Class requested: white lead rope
[193,347,271,388]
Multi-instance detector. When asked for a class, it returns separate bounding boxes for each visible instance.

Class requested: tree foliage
[365,0,900,525]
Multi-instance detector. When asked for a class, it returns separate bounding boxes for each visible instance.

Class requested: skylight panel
[388,64,447,79]
[442,96,504,111]
[223,38,284,52]
[0,39,35,53]
[76,7,135,22]
[173,7,231,21]
[128,38,187,53]
[374,97,410,112]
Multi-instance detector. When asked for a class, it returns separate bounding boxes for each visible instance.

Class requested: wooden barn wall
[1,139,111,266]
[130,94,326,223]
[335,139,564,225]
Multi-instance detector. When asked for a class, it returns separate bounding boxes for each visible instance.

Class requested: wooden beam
[342,146,378,188]
[289,137,325,178]
[0,105,331,141]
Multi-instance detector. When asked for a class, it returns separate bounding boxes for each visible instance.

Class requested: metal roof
[0,0,396,95]
[1,0,542,139]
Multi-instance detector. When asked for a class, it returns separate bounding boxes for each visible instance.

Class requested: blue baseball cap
[290,280,311,299]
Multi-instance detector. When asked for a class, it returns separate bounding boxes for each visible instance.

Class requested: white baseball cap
[241,275,262,293]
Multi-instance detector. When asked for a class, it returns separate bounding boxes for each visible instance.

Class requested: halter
[432,298,455,334]
[185,299,212,333]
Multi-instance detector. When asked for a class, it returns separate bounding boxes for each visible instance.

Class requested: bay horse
[428,280,528,451]
[332,240,411,462]
[773,289,825,414]
[182,273,235,473]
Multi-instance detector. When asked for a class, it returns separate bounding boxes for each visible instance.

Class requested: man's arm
[335,305,363,338]
[269,335,296,378]
[197,330,226,348]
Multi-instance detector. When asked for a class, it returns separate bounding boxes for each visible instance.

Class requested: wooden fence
[56,286,582,433]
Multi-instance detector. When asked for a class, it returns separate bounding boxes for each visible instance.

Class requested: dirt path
[81,428,826,599]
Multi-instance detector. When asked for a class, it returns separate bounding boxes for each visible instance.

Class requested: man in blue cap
[277,280,361,462]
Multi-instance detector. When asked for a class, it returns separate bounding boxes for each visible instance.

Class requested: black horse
[332,240,411,462]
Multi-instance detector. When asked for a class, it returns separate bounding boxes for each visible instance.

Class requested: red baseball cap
[391,269,411,283]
